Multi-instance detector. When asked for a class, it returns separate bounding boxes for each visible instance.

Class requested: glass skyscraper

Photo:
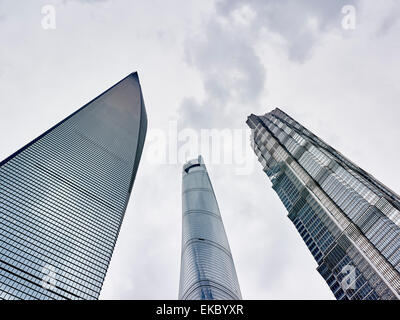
[179,156,242,300]
[0,72,147,299]
[247,108,400,300]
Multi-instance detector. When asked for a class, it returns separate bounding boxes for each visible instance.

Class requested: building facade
[179,156,242,300]
[247,108,400,300]
[0,72,147,299]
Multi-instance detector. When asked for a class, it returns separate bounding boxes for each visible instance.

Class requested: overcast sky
[0,0,399,299]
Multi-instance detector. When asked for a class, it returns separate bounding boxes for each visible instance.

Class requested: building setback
[179,156,242,300]
[247,108,400,300]
[0,72,147,299]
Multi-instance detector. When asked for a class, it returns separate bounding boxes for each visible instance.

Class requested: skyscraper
[0,72,147,299]
[179,156,242,300]
[247,108,400,300]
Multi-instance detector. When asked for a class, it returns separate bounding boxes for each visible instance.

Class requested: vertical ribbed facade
[0,73,147,299]
[179,156,242,300]
[247,108,400,300]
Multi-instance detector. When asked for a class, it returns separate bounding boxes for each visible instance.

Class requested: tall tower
[179,156,242,300]
[247,108,400,300]
[0,72,147,299]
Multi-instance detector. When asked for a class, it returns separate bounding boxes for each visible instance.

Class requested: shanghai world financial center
[0,74,399,300]
[0,73,147,299]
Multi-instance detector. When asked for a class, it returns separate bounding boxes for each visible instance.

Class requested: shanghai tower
[0,72,147,300]
[179,156,242,300]
[247,108,400,300]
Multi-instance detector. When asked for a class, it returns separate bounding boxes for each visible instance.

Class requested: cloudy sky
[0,0,399,299]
